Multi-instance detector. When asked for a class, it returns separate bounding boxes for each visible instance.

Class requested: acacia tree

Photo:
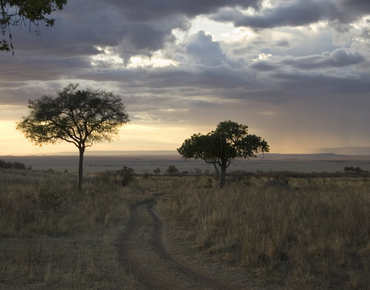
[16,84,129,190]
[1,0,67,54]
[177,121,269,187]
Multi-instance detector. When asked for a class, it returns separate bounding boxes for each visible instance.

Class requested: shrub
[166,165,179,175]
[119,166,134,186]
[0,159,27,169]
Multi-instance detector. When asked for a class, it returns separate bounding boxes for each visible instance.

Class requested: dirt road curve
[117,197,246,290]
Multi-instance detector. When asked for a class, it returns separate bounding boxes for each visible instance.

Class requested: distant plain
[3,152,370,289]
[2,152,370,174]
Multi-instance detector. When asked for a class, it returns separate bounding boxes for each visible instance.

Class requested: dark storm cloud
[212,0,338,28]
[281,49,367,69]
[273,71,370,95]
[3,0,368,65]
[125,25,174,51]
[8,0,264,62]
[77,63,257,95]
[105,0,262,21]
[244,49,370,100]
[0,53,92,82]
[249,61,278,71]
[247,48,367,75]
[1,0,369,109]
[2,47,368,109]
[211,0,370,29]
[173,31,227,66]
[6,1,187,61]
[339,0,370,15]
[101,0,264,60]
[117,24,178,62]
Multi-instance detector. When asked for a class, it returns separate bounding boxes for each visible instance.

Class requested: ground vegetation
[0,159,28,169]
[157,174,370,289]
[2,168,370,289]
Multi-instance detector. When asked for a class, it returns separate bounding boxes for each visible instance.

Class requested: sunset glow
[1,0,370,156]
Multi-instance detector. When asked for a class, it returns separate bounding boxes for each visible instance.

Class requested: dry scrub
[0,169,148,289]
[157,176,370,289]
[3,168,370,289]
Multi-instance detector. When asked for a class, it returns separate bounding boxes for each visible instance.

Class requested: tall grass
[157,176,370,289]
[3,168,370,289]
[0,168,147,289]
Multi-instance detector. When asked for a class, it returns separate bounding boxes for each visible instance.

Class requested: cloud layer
[212,0,370,28]
[1,0,370,154]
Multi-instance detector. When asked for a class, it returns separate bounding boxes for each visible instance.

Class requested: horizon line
[2,150,370,157]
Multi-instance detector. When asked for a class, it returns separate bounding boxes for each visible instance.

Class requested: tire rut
[118,198,245,290]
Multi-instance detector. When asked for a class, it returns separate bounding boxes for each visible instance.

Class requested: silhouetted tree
[1,0,67,54]
[0,159,26,169]
[119,166,134,186]
[166,165,178,175]
[178,121,269,187]
[16,84,129,190]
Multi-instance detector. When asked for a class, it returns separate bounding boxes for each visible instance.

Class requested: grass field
[157,174,370,289]
[1,168,370,289]
[0,168,149,289]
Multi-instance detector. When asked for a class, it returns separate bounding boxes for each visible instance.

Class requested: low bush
[0,159,28,170]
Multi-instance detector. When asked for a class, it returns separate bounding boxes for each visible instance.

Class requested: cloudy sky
[1,0,370,155]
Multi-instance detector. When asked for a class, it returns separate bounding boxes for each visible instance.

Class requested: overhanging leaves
[1,0,67,53]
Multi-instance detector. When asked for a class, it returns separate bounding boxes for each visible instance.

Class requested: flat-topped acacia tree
[177,121,269,187]
[16,83,129,190]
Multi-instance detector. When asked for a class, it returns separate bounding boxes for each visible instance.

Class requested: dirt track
[117,197,246,290]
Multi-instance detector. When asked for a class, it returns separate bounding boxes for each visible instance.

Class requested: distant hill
[316,147,370,155]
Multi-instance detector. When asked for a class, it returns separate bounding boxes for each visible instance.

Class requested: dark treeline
[0,159,29,170]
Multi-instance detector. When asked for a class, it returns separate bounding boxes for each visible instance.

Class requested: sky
[1,0,370,155]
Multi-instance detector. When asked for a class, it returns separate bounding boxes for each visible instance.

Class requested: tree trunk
[220,165,226,188]
[78,146,85,190]
[213,163,220,180]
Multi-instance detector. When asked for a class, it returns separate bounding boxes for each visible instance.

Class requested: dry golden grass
[157,175,370,289]
[0,168,148,290]
[2,169,370,289]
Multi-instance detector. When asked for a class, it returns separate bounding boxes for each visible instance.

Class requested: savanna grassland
[0,168,150,290]
[158,174,370,289]
[1,168,370,289]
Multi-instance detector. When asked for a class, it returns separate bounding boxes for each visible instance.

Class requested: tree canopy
[177,121,269,187]
[1,0,67,54]
[16,83,129,189]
